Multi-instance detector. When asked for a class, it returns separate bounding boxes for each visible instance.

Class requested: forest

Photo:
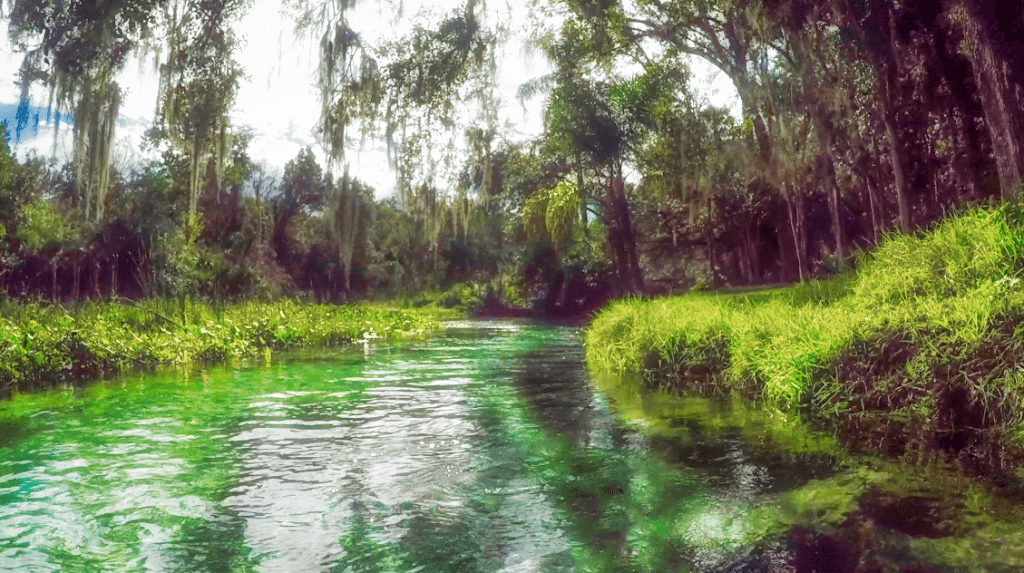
[0,0,1021,315]
[4,3,1024,566]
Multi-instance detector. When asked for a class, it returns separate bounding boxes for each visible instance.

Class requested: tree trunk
[838,0,912,234]
[826,178,846,270]
[739,231,752,285]
[706,215,716,287]
[189,131,203,229]
[604,221,629,296]
[785,188,808,282]
[821,143,847,269]
[733,76,772,162]
[881,69,913,234]
[271,211,291,267]
[338,172,360,296]
[866,172,881,246]
[576,152,588,239]
[93,259,101,299]
[610,164,644,295]
[962,1,1024,199]
[851,153,882,246]
[746,219,761,283]
[601,166,644,296]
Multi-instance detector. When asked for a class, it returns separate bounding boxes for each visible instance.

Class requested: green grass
[586,201,1024,480]
[0,298,457,399]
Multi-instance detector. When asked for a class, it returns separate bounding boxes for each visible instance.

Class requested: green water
[2,320,1021,572]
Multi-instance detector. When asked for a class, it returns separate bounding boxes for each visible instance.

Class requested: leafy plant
[0,299,456,399]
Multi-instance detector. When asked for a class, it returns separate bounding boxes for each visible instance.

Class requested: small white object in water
[499,558,542,573]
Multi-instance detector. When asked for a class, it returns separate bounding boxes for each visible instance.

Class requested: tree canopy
[1,0,1022,309]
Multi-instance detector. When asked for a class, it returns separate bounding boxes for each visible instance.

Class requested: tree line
[513,0,1023,297]
[1,0,1021,310]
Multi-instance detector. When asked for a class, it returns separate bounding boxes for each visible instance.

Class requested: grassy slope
[586,202,1024,482]
[0,299,457,399]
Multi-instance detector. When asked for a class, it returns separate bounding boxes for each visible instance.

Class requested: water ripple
[0,321,850,573]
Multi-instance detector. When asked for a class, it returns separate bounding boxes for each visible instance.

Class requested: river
[2,320,1022,572]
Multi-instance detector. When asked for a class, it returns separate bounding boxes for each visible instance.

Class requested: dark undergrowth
[810,309,1024,488]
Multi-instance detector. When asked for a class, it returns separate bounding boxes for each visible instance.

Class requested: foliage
[3,0,1023,323]
[152,0,247,226]
[17,199,78,251]
[149,224,203,299]
[7,0,165,224]
[277,147,326,214]
[0,134,39,245]
[522,178,581,246]
[586,203,1024,477]
[0,299,456,399]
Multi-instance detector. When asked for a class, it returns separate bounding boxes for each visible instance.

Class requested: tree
[326,170,372,296]
[152,0,246,238]
[957,0,1024,198]
[525,15,682,296]
[7,0,164,225]
[572,0,780,160]
[272,147,325,267]
[244,160,278,254]
[0,124,30,248]
[291,0,504,280]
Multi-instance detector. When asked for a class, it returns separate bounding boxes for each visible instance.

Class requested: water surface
[3,320,1012,573]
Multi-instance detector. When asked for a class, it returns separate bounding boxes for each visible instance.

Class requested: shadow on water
[512,346,602,445]
[169,509,261,573]
[4,320,1024,573]
[647,429,837,495]
[0,419,32,451]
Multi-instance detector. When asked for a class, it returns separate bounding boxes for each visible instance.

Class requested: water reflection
[1,320,857,573]
[511,344,610,447]
[648,430,836,495]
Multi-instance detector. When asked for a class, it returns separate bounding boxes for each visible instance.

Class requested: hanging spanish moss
[23,66,124,227]
[327,167,364,294]
[301,0,498,257]
[72,74,122,225]
[6,0,163,227]
[153,0,244,235]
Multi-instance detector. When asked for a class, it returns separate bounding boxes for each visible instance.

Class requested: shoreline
[0,299,455,401]
[584,203,1024,492]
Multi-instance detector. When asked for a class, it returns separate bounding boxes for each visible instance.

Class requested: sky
[0,0,739,200]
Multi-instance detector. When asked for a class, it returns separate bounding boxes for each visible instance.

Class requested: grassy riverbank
[0,299,456,399]
[586,202,1024,483]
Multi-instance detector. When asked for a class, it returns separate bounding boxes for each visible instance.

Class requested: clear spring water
[8,319,1001,573]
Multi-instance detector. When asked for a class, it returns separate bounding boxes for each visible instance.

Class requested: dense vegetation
[0,299,455,399]
[0,0,1020,311]
[587,203,1024,484]
[2,0,1024,477]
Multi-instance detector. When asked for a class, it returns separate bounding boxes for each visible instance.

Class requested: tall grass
[855,204,1024,304]
[586,202,1024,409]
